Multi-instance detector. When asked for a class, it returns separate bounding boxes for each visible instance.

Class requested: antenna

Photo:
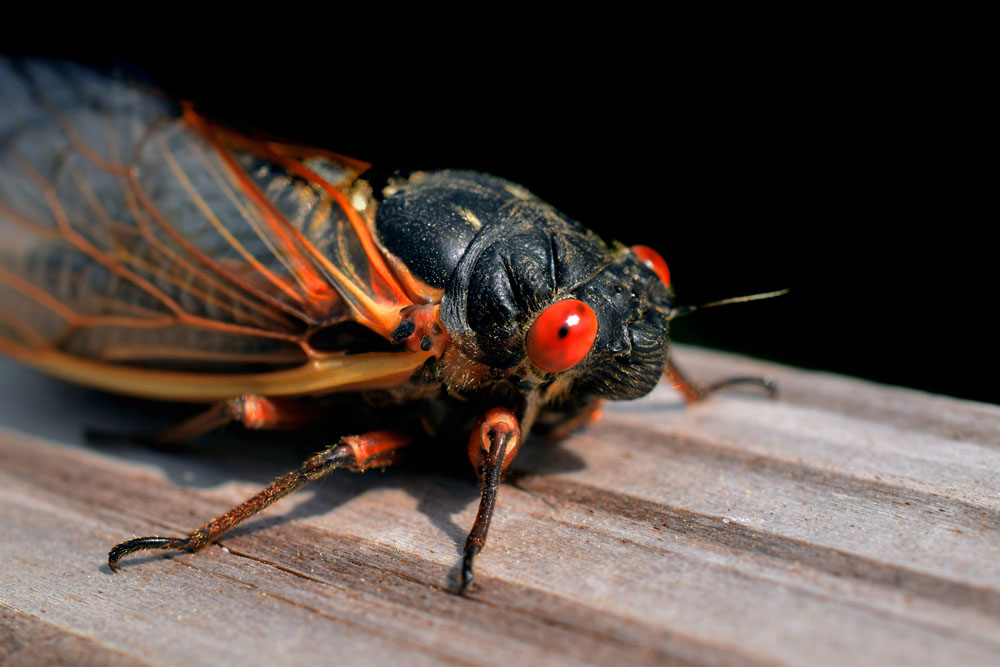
[667,289,790,320]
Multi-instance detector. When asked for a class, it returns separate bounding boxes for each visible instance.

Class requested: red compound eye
[526,299,599,373]
[631,245,670,287]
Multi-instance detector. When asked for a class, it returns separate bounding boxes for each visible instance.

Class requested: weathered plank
[0,606,146,667]
[0,345,998,666]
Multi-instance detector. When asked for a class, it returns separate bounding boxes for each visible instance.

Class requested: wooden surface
[0,344,998,666]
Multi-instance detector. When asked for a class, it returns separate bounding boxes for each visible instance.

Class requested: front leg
[460,407,521,595]
[666,358,776,403]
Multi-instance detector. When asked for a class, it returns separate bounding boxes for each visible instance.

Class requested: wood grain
[0,344,998,666]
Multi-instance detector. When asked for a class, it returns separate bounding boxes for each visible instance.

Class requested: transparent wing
[0,58,415,377]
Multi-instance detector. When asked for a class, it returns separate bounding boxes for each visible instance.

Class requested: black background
[7,30,990,403]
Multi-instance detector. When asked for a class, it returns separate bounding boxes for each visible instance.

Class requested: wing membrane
[0,58,420,384]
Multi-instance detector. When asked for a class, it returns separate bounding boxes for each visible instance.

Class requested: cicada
[0,58,778,593]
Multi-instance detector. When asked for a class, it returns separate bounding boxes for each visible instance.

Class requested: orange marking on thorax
[266,154,410,306]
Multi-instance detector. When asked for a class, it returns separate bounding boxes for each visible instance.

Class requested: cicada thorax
[373,171,674,414]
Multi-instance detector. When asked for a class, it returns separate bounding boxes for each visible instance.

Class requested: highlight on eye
[525,299,599,373]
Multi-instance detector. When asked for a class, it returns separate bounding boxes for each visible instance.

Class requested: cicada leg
[536,398,604,441]
[108,431,411,571]
[665,358,777,403]
[153,395,322,443]
[460,407,521,595]
[87,395,321,445]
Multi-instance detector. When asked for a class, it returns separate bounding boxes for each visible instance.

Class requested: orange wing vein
[0,57,429,398]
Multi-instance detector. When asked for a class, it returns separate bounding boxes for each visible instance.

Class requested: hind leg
[86,395,322,445]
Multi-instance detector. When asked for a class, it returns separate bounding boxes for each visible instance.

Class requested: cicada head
[391,171,674,404]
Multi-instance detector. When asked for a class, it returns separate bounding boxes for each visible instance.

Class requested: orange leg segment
[460,407,521,595]
[151,395,322,443]
[108,430,411,571]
